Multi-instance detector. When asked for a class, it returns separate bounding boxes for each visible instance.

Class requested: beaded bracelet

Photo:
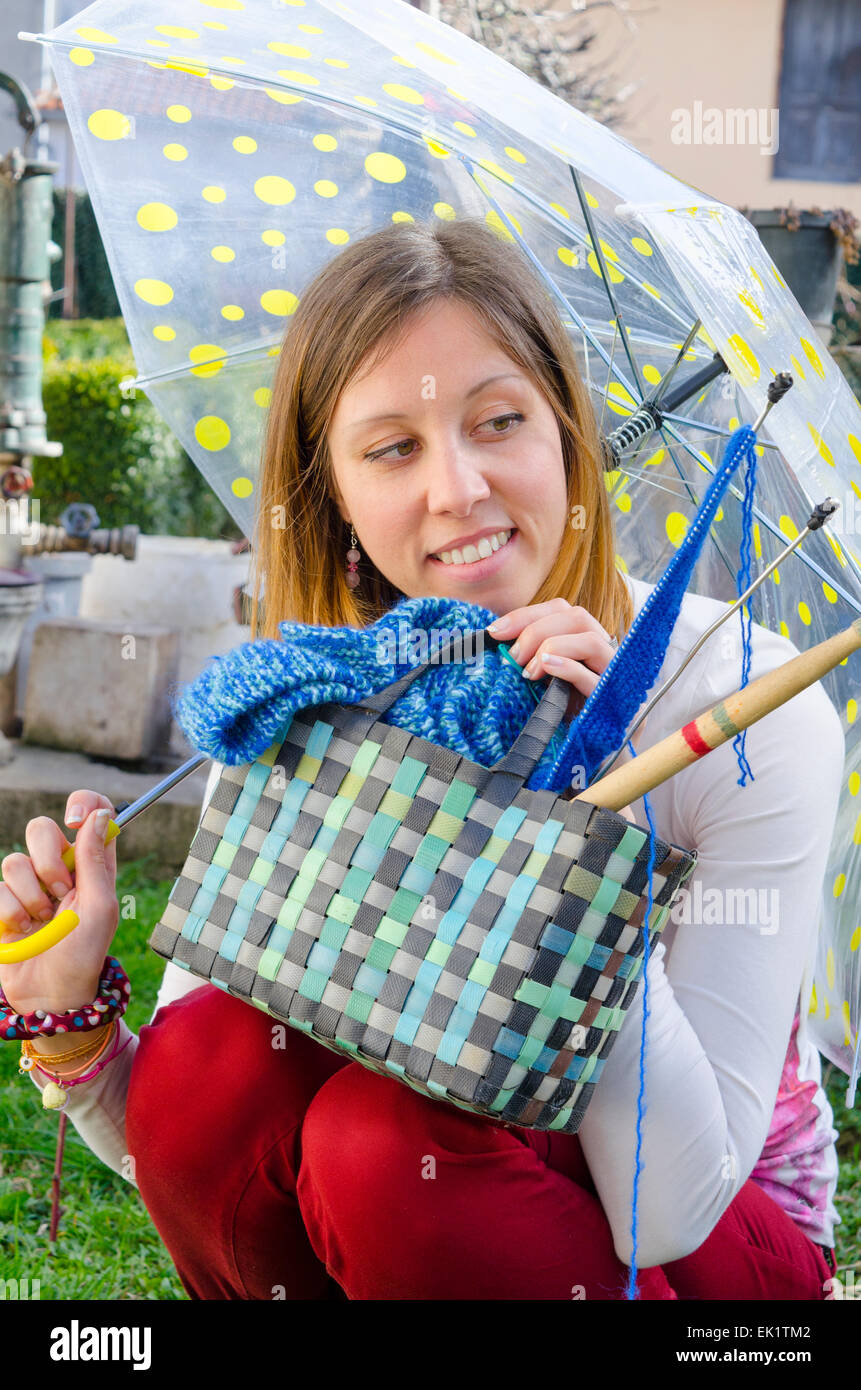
[0,956,130,1040]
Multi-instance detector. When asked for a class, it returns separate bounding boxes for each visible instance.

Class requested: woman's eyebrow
[344,371,526,435]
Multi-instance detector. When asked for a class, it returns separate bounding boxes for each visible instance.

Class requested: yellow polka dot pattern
[62,4,861,1065]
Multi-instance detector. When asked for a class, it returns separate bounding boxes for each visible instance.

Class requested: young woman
[0,218,844,1301]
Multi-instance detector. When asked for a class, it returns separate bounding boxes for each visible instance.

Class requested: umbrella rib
[445,150,699,339]
[567,318,713,359]
[659,415,861,614]
[127,339,284,392]
[623,442,861,610]
[599,321,623,440]
[659,411,783,449]
[647,416,742,588]
[448,155,747,585]
[457,156,626,385]
[569,165,645,400]
[23,25,712,348]
[455,151,686,423]
[610,467,719,500]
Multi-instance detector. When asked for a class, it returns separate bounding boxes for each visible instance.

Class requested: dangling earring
[345,524,361,589]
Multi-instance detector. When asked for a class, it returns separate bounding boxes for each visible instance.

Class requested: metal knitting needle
[590,374,806,785]
[0,750,213,962]
[589,494,841,785]
[59,750,211,868]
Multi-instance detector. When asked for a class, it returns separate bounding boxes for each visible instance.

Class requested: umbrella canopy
[25,0,861,1091]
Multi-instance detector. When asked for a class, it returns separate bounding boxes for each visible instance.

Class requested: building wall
[588,0,861,217]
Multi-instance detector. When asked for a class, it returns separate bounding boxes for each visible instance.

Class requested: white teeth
[434,529,512,565]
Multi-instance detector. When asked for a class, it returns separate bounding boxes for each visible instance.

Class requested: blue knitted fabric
[172,595,568,777]
[532,425,760,792]
[174,428,758,795]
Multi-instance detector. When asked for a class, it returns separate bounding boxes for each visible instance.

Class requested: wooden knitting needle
[575,614,861,812]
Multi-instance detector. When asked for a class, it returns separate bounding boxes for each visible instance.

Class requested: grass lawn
[2,849,860,1299]
[0,851,186,1299]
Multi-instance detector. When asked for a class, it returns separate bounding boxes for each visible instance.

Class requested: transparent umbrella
[21,0,861,1096]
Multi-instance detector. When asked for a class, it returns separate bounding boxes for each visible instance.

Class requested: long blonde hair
[248,216,632,643]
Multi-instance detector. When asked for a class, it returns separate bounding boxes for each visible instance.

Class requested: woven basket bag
[149,629,698,1134]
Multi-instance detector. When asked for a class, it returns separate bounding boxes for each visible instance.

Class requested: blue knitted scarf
[171,424,760,1300]
[174,427,759,799]
[173,594,567,777]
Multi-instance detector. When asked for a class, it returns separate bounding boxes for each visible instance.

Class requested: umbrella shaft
[605,354,729,459]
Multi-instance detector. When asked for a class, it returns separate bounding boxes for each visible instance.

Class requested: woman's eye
[481,411,524,435]
[365,437,416,462]
[364,412,524,462]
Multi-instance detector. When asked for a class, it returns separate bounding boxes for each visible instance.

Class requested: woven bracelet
[0,956,130,1040]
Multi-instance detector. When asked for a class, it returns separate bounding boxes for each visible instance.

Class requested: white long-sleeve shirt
[28,572,845,1268]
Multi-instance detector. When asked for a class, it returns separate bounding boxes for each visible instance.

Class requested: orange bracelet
[24,1026,112,1067]
[18,1016,131,1111]
[20,1019,116,1082]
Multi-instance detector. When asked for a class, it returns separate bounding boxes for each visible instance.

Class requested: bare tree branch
[416,0,645,127]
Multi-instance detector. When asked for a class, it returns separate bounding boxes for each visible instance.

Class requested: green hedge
[43,316,133,362]
[35,321,241,539]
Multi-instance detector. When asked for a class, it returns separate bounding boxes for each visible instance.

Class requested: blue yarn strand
[732,441,759,786]
[623,745,658,1300]
[621,430,760,1296]
[527,425,760,797]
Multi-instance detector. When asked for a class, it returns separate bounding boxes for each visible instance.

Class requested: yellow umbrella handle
[0,820,122,964]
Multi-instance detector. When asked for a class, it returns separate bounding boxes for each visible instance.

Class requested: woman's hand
[488,598,643,823]
[488,597,620,721]
[0,792,120,1018]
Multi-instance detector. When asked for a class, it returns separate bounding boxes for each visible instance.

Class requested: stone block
[23,617,180,759]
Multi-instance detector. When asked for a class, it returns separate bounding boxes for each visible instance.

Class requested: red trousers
[126,984,836,1301]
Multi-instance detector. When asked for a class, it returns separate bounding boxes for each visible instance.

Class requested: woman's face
[326,298,569,616]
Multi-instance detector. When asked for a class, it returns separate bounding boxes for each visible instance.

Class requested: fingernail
[487,618,510,636]
[523,659,538,678]
[543,654,563,668]
[67,804,84,825]
[94,809,111,841]
[508,640,522,663]
[51,881,68,899]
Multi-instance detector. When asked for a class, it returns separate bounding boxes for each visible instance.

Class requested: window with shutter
[774,0,861,182]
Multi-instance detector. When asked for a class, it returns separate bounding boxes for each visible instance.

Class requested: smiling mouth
[430,528,516,566]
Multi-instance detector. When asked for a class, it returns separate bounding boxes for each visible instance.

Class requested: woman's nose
[424,443,492,515]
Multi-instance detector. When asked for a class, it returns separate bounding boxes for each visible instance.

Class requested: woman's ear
[327,476,350,527]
